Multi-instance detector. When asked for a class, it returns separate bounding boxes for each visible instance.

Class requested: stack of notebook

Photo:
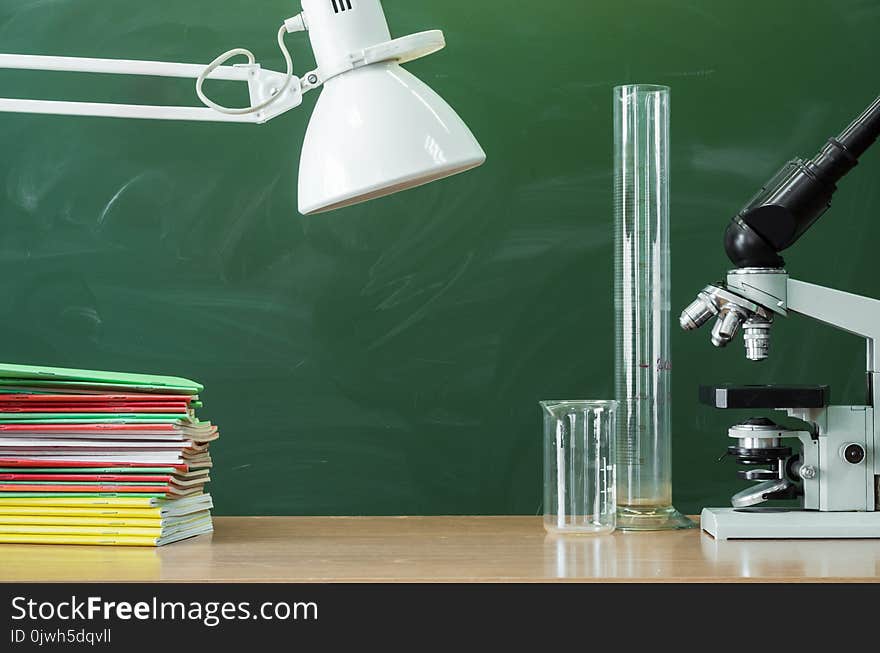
[0,363,217,546]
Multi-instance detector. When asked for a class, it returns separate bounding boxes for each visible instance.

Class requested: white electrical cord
[196,24,294,115]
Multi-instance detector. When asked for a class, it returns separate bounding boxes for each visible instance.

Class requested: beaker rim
[613,83,670,94]
[540,400,619,411]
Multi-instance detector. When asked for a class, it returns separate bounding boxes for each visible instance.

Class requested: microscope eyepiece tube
[726,94,880,268]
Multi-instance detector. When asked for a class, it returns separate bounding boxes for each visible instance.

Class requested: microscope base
[702,507,880,540]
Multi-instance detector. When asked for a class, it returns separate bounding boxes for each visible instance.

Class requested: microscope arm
[787,279,880,372]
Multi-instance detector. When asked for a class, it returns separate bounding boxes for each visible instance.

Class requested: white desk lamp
[0,0,486,215]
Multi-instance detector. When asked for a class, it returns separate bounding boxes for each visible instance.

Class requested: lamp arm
[0,15,315,124]
[0,14,311,126]
[0,52,303,124]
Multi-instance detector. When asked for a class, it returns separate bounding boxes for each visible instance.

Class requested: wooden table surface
[2,516,879,583]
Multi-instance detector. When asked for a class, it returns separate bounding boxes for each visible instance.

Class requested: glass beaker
[613,84,693,530]
[541,400,617,535]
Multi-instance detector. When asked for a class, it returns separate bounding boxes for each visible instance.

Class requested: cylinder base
[616,505,696,531]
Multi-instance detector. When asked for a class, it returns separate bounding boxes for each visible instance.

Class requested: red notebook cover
[0,474,178,483]
[0,459,188,471]
[0,394,194,404]
[0,424,180,433]
[0,405,189,414]
[0,484,172,493]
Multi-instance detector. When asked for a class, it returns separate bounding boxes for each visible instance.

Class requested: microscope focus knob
[798,464,816,480]
[841,443,866,465]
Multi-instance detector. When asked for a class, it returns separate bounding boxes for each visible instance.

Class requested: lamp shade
[297,61,486,215]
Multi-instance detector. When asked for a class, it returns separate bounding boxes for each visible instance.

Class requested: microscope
[680,93,880,539]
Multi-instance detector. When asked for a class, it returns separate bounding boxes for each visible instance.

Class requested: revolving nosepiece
[680,284,773,360]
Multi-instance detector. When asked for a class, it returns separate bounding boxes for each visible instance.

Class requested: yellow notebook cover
[0,518,213,546]
[0,510,211,528]
[0,513,162,526]
[0,524,165,537]
[0,505,163,518]
[0,496,162,508]
[0,493,211,522]
[0,533,161,546]
[0,513,210,537]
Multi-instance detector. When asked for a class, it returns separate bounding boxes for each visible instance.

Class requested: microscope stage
[702,508,880,540]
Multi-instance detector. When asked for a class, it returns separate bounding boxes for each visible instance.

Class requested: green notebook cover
[0,383,201,398]
[0,381,200,396]
[0,412,188,421]
[0,363,202,389]
[0,415,193,424]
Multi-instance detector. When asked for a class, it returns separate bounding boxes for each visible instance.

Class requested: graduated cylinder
[613,85,693,531]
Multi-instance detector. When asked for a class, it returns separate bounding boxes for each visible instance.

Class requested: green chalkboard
[0,0,878,515]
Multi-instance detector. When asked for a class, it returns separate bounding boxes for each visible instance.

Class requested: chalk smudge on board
[368,251,475,351]
[97,173,150,227]
[668,69,717,78]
